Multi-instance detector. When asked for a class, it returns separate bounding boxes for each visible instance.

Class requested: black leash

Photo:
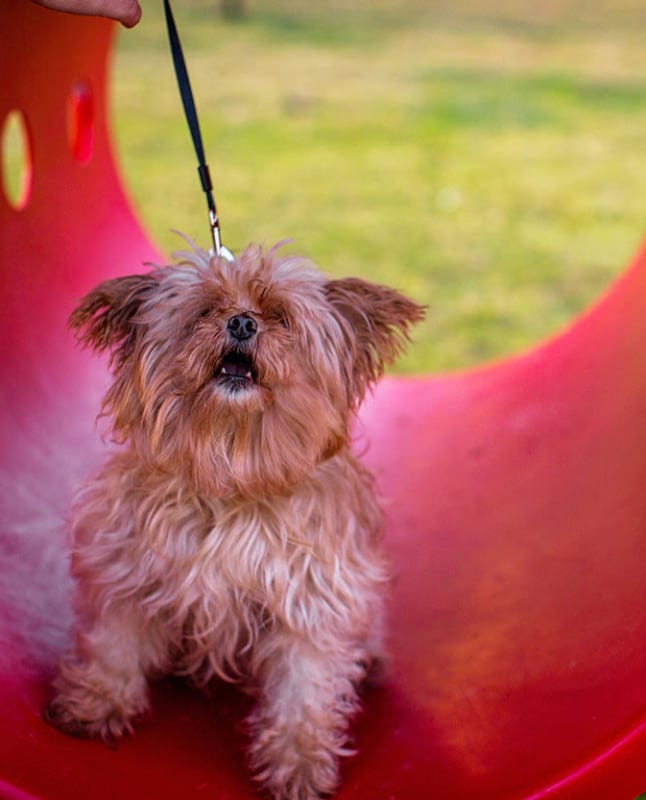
[163,0,234,261]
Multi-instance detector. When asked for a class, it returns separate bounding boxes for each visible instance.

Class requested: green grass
[112,0,646,374]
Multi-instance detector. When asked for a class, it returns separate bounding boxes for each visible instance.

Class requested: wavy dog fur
[45,242,424,799]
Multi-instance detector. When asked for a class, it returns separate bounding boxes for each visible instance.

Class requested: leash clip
[209,207,235,262]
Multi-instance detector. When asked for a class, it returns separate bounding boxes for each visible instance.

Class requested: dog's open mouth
[216,351,257,388]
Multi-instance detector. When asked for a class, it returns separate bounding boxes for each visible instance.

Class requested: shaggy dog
[44,242,424,799]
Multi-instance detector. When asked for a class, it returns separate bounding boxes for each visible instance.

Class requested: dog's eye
[267,309,290,330]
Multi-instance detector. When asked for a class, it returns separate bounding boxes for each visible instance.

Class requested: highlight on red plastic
[1,2,645,799]
[67,81,95,165]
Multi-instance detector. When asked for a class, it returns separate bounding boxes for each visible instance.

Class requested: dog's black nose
[227,314,257,341]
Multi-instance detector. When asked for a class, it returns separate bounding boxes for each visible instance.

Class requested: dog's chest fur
[71,449,385,682]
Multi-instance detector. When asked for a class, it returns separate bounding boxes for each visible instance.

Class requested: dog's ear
[69,274,158,367]
[325,277,425,403]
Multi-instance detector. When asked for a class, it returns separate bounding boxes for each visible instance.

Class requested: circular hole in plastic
[1,109,33,210]
[67,81,95,164]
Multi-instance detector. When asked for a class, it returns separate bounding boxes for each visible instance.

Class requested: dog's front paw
[251,747,339,800]
[43,695,135,747]
[44,647,150,747]
[249,714,347,800]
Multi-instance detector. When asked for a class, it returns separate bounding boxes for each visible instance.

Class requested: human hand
[28,0,142,27]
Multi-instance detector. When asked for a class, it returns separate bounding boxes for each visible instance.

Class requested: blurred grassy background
[112,0,646,374]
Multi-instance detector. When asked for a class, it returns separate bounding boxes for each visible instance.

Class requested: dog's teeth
[245,371,252,379]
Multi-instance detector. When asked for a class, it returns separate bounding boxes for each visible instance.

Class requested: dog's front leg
[44,602,165,745]
[248,631,366,800]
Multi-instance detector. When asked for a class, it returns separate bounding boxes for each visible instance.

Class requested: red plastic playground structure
[1,2,645,798]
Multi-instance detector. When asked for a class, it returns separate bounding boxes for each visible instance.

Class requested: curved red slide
[1,3,645,798]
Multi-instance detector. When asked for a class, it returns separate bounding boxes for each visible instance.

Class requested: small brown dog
[45,241,424,799]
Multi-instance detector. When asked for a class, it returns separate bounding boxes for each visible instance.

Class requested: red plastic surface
[1,2,645,798]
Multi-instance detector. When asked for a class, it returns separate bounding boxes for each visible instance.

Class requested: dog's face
[70,243,424,497]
